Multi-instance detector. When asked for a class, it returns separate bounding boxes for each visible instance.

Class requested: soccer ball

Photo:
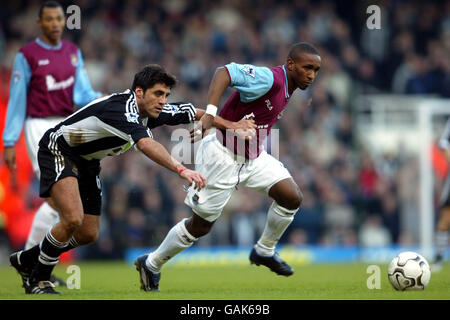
[387,251,431,291]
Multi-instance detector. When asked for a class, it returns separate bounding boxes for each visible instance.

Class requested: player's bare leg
[47,177,84,242]
[11,197,98,289]
[71,214,100,245]
[250,178,302,276]
[185,213,215,237]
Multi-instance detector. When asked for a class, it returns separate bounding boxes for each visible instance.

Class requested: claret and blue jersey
[218,62,292,159]
[3,38,102,147]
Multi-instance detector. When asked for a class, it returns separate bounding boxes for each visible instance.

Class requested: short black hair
[287,42,320,60]
[132,64,177,92]
[39,1,64,18]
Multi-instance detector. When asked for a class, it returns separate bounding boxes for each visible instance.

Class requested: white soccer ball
[387,251,431,291]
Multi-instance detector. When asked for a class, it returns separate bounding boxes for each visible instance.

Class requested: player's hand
[179,169,206,191]
[4,146,16,171]
[232,118,257,140]
[190,113,215,143]
[3,146,18,189]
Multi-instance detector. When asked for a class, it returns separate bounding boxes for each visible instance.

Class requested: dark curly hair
[132,64,177,92]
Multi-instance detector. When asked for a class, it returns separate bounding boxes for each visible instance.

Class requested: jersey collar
[282,65,290,100]
[36,37,62,50]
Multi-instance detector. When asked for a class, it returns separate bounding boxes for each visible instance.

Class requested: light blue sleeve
[73,49,102,108]
[225,62,274,102]
[2,52,31,147]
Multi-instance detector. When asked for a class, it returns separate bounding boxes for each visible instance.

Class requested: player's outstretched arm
[192,67,231,141]
[136,137,206,190]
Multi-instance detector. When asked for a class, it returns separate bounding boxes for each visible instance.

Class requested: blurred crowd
[0,0,449,259]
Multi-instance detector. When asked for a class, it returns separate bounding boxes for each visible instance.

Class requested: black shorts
[38,140,102,216]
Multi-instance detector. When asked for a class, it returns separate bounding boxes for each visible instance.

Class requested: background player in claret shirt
[134,42,321,292]
[433,117,450,272]
[2,1,102,286]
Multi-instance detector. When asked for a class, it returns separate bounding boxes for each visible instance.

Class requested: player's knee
[280,189,303,210]
[62,214,84,232]
[190,222,212,238]
[186,215,214,238]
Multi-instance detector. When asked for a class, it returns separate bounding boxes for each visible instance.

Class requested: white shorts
[24,117,65,179]
[184,134,292,222]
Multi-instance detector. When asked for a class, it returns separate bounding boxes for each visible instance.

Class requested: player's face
[38,7,65,45]
[136,83,171,118]
[287,53,321,90]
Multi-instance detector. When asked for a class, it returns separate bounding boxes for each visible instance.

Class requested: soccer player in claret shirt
[2,1,102,286]
[135,42,321,291]
[9,64,256,294]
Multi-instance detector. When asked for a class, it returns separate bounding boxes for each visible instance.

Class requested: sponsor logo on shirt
[38,59,50,66]
[46,75,74,91]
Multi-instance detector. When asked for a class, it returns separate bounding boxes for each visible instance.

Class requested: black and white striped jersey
[39,89,196,161]
[148,102,196,129]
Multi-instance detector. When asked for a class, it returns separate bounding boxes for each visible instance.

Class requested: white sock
[436,230,448,257]
[255,202,298,257]
[146,218,197,272]
[25,201,59,250]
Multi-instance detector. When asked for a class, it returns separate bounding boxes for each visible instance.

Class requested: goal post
[418,100,450,258]
[355,95,450,259]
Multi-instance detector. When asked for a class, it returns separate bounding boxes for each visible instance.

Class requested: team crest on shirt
[70,54,78,67]
[240,65,255,78]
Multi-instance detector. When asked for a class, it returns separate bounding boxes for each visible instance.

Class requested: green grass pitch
[0,261,449,300]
